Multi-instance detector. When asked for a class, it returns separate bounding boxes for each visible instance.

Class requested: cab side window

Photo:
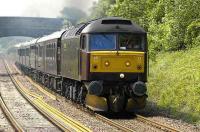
[81,35,86,50]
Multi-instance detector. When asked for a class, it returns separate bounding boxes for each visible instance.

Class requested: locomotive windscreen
[89,33,145,51]
[90,34,116,50]
[119,34,145,51]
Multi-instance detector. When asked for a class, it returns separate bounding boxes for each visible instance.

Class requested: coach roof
[37,30,66,43]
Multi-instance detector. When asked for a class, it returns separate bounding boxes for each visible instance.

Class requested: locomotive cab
[80,18,148,112]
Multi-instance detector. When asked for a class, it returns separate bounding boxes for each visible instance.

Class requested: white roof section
[15,43,23,48]
[14,30,66,48]
[14,39,37,48]
[37,30,66,43]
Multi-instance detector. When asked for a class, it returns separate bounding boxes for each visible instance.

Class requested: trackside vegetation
[148,47,200,124]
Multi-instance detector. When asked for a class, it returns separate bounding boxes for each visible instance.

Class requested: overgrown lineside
[148,47,200,124]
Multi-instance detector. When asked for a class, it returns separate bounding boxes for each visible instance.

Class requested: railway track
[135,114,180,132]
[94,113,135,132]
[10,59,181,132]
[10,61,136,131]
[59,98,181,132]
[0,60,59,131]
[0,60,60,131]
[3,59,91,132]
[95,112,180,132]
[0,94,22,131]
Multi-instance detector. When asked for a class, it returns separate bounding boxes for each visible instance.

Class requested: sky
[0,0,98,18]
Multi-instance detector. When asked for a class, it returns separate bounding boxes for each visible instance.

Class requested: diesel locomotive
[16,17,148,112]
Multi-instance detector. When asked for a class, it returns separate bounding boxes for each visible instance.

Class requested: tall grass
[148,47,200,124]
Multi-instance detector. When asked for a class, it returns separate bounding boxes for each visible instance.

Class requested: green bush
[148,47,200,124]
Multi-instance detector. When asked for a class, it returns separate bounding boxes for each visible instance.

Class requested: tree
[107,0,147,28]
[90,0,116,19]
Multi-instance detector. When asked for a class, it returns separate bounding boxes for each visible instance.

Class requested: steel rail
[0,94,24,132]
[25,76,57,100]
[11,63,57,100]
[4,60,91,132]
[95,113,135,132]
[34,99,91,132]
[136,114,180,132]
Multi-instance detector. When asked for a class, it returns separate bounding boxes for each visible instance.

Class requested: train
[16,17,148,112]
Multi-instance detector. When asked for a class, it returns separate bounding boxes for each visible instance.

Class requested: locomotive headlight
[125,61,131,67]
[104,61,110,67]
[120,73,125,78]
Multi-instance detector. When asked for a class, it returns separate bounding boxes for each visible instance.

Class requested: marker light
[125,61,131,67]
[120,73,125,78]
[104,61,110,67]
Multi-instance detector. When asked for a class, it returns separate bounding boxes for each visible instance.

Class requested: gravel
[0,60,60,132]
[136,101,200,132]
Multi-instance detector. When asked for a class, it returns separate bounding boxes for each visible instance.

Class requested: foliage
[147,0,200,52]
[185,20,200,48]
[60,7,87,25]
[90,0,200,55]
[107,0,147,28]
[90,0,116,19]
[148,47,200,124]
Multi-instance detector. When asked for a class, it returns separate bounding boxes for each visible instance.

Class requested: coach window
[50,44,52,60]
[26,48,29,56]
[18,49,20,56]
[53,43,55,60]
[48,45,50,58]
[54,43,56,60]
[39,46,42,57]
[46,45,48,57]
[22,49,25,56]
[81,35,86,50]
[52,43,54,60]
[49,44,51,59]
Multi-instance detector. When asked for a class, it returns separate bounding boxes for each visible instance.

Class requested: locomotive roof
[37,30,66,43]
[81,17,146,34]
[62,17,146,39]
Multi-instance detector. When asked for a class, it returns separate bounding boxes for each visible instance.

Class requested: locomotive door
[80,35,89,80]
[57,39,61,75]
